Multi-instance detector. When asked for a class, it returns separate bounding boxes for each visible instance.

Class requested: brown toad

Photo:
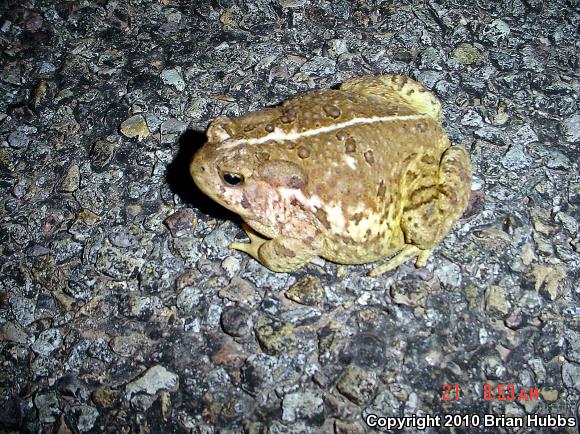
[190,75,472,275]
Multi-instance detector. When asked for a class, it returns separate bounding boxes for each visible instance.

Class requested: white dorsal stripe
[218,114,430,149]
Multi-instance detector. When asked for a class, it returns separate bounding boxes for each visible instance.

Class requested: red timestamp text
[441,384,541,402]
[483,383,540,401]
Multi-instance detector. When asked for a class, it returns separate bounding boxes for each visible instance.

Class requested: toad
[191,75,471,275]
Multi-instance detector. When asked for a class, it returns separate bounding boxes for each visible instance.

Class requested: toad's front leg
[229,223,323,273]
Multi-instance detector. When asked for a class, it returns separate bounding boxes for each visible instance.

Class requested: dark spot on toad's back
[298,146,310,159]
[323,104,341,118]
[284,108,296,122]
[377,180,386,198]
[364,150,374,165]
[345,137,356,153]
[288,175,305,189]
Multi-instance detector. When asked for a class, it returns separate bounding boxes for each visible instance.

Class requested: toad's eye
[222,172,244,186]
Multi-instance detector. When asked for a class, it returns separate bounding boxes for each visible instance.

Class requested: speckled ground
[0,0,578,433]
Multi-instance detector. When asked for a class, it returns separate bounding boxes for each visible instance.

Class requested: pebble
[0,321,29,344]
[434,261,462,288]
[282,390,324,423]
[90,140,115,169]
[34,392,60,423]
[221,255,241,277]
[336,365,378,405]
[561,362,580,389]
[160,118,187,144]
[484,285,511,316]
[241,353,304,396]
[164,208,196,237]
[221,305,253,337]
[501,144,532,170]
[451,43,484,65]
[481,19,511,44]
[544,150,570,170]
[125,365,179,399]
[254,317,296,355]
[120,114,150,140]
[342,334,386,369]
[94,246,144,280]
[7,131,30,148]
[31,328,63,356]
[160,68,186,91]
[561,114,580,143]
[70,405,99,433]
[285,275,324,306]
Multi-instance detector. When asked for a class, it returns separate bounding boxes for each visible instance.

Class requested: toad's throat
[217,114,431,149]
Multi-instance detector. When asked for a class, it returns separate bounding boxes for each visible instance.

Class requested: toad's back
[220,84,448,263]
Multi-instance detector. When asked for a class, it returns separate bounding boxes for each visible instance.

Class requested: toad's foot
[229,223,268,262]
[368,245,433,276]
[230,223,323,273]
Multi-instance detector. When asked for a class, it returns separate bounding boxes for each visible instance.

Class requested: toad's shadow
[166,129,238,221]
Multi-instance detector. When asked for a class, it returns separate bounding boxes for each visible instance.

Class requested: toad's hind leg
[370,146,471,276]
[340,74,443,121]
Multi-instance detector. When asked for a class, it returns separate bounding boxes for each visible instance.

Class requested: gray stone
[434,261,462,288]
[545,150,570,170]
[562,362,580,389]
[176,286,203,311]
[561,114,580,143]
[160,68,186,91]
[241,353,305,396]
[221,305,253,337]
[7,131,30,148]
[221,255,241,278]
[324,38,348,58]
[474,125,506,144]
[501,144,532,170]
[511,124,538,145]
[126,365,179,399]
[481,19,511,44]
[95,246,144,280]
[126,295,162,318]
[71,404,99,433]
[282,390,324,423]
[0,321,29,344]
[160,118,187,144]
[336,365,378,405]
[32,328,63,356]
[461,110,484,127]
[10,295,36,326]
[299,56,336,76]
[34,392,60,423]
